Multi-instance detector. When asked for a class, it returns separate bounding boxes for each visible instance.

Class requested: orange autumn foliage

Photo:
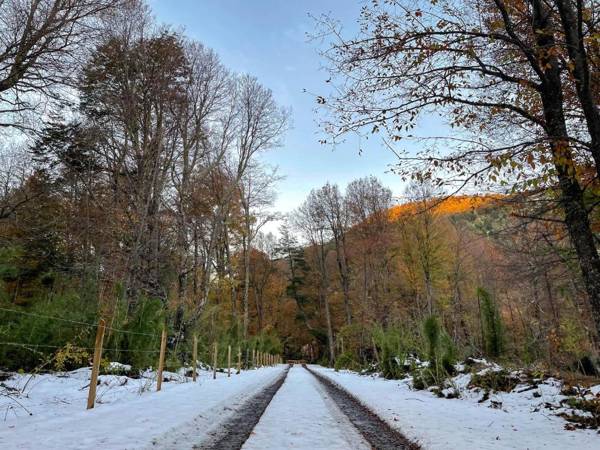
[388,194,504,221]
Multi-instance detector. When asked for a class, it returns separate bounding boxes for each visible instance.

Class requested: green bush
[334,352,361,371]
[53,343,90,371]
[417,315,458,384]
[423,316,440,364]
[104,296,165,370]
[478,287,503,357]
[372,325,420,379]
[440,333,458,374]
[0,287,98,371]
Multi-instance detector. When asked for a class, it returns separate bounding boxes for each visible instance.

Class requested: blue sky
[151,1,411,219]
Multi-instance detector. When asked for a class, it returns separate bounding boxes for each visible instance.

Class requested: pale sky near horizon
[150,1,427,233]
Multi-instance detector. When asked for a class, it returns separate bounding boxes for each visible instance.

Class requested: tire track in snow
[243,364,370,449]
[306,366,420,450]
[193,365,290,450]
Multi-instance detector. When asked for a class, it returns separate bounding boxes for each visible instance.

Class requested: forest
[0,0,599,399]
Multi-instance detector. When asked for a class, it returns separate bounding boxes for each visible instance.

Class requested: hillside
[388,194,504,221]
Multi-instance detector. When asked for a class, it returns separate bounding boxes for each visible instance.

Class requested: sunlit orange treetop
[388,194,504,221]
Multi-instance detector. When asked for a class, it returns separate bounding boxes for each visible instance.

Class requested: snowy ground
[1,366,284,449]
[3,363,599,449]
[312,365,600,449]
[243,365,369,449]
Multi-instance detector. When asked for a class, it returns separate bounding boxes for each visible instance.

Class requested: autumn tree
[400,181,447,317]
[317,0,600,339]
[80,25,189,304]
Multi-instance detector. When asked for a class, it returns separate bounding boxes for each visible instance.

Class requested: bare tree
[239,163,281,337]
[0,0,121,132]
[345,176,392,323]
[294,190,336,365]
[190,74,287,328]
[314,182,352,325]
[0,144,32,219]
[402,181,446,317]
[169,40,234,333]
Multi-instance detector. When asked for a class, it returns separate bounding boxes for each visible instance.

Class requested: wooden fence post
[237,347,241,374]
[87,318,106,410]
[212,341,218,380]
[192,335,198,382]
[157,326,167,392]
[227,345,231,377]
[252,349,256,367]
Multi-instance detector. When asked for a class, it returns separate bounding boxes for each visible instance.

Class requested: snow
[3,362,598,449]
[0,366,284,449]
[107,362,132,372]
[312,366,600,449]
[243,365,369,449]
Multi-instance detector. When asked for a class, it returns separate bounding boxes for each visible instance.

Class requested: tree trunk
[243,232,251,339]
[318,240,335,365]
[321,285,335,365]
[554,0,600,177]
[334,240,352,325]
[534,0,600,340]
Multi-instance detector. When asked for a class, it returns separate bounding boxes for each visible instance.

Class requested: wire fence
[0,305,281,374]
[0,304,283,414]
[0,304,164,371]
[0,342,160,353]
[0,306,157,337]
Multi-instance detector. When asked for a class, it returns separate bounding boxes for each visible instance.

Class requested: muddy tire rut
[194,366,290,450]
[305,366,420,450]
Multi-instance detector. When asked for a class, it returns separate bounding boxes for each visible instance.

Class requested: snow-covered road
[1,367,284,449]
[243,365,370,449]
